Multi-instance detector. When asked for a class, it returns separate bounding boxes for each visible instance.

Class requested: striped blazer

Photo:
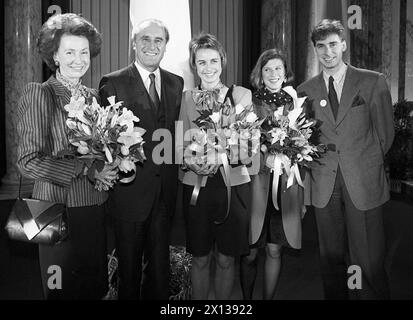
[17,76,108,207]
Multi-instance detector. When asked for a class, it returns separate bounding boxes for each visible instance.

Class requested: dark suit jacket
[297,65,394,210]
[99,64,184,221]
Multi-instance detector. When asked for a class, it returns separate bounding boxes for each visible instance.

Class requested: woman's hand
[94,163,119,191]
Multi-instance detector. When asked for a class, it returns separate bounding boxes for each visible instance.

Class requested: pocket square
[351,95,366,108]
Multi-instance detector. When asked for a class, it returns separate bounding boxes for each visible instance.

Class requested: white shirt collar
[323,62,347,84]
[134,61,161,95]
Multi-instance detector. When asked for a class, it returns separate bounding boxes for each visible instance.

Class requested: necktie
[328,76,339,120]
[149,73,160,113]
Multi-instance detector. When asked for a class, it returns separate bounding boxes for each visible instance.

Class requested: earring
[55,60,59,67]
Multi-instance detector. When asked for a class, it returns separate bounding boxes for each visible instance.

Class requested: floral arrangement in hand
[261,86,325,209]
[187,89,263,168]
[64,95,146,191]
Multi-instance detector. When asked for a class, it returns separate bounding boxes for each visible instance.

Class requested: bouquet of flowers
[261,86,325,209]
[187,89,263,168]
[184,89,263,223]
[64,95,146,190]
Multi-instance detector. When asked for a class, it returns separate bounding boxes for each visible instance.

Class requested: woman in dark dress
[240,49,305,300]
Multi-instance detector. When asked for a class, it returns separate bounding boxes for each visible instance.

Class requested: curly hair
[250,49,293,90]
[37,13,102,72]
[188,33,227,70]
[311,19,345,46]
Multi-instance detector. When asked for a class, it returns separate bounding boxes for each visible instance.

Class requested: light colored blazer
[177,86,252,187]
[17,76,107,207]
[249,92,305,249]
[297,65,394,210]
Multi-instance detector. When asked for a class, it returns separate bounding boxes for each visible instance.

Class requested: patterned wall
[70,0,131,89]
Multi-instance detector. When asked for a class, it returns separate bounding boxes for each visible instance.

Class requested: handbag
[5,176,68,245]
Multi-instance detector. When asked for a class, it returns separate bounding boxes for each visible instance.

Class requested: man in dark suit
[99,19,183,300]
[298,19,394,299]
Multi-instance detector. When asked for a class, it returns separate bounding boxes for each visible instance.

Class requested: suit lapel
[335,65,360,126]
[160,69,175,128]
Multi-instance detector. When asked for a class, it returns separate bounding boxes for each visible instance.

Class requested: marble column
[0,0,42,199]
[261,0,293,68]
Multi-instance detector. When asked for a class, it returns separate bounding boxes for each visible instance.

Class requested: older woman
[16,13,116,300]
[178,33,252,300]
[240,49,305,300]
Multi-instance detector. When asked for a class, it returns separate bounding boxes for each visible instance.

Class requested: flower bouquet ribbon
[190,150,232,225]
[267,154,304,210]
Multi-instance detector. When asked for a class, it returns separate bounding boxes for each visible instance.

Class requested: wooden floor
[1,195,413,300]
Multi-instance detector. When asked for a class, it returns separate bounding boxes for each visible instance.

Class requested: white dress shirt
[134,61,162,99]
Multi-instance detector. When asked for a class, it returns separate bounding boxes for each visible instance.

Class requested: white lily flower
[283,86,307,109]
[71,140,90,155]
[117,127,144,147]
[119,157,136,172]
[235,104,245,115]
[273,107,284,120]
[117,108,140,132]
[287,107,303,130]
[210,112,220,124]
[271,128,288,146]
[66,119,78,130]
[81,123,92,136]
[64,96,86,120]
[121,145,130,156]
[107,96,123,110]
[245,112,258,123]
[103,145,113,163]
[107,96,116,105]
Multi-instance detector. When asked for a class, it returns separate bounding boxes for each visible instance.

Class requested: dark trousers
[314,167,390,300]
[114,191,170,300]
[39,203,108,300]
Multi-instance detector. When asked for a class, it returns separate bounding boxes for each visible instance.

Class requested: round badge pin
[320,99,327,107]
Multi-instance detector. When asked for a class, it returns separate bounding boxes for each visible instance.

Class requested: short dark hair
[188,33,227,70]
[37,13,102,72]
[311,19,345,46]
[132,19,170,44]
[250,49,293,90]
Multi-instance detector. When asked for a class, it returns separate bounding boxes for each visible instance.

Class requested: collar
[55,69,88,99]
[323,62,347,84]
[134,61,161,82]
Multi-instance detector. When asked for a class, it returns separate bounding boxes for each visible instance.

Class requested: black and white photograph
[0,0,412,308]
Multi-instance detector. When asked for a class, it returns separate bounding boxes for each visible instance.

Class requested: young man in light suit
[99,19,183,300]
[297,19,394,299]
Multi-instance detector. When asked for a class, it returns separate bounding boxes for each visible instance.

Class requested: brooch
[320,99,327,107]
